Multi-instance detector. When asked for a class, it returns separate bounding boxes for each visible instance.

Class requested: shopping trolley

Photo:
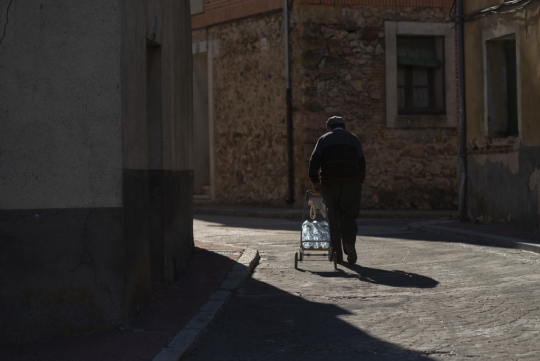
[294,190,337,270]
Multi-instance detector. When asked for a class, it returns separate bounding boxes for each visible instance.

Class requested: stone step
[194,194,212,204]
[201,185,211,195]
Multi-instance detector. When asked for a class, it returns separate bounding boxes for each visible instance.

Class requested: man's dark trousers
[322,183,362,256]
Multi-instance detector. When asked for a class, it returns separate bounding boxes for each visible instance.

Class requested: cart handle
[304,190,321,200]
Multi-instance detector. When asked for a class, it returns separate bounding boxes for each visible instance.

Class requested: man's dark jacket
[309,128,366,185]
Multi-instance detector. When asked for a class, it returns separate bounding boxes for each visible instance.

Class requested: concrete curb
[152,248,260,361]
[409,221,540,254]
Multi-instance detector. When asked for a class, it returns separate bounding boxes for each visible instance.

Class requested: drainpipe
[457,0,468,221]
[284,0,295,204]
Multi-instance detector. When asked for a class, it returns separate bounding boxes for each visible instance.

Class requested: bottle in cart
[301,221,313,248]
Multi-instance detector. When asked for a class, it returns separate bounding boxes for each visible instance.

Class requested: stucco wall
[0,0,124,343]
[467,145,540,229]
[0,0,193,342]
[464,1,540,229]
[291,5,459,210]
[121,0,194,321]
[0,0,123,209]
[0,208,125,342]
[464,1,540,147]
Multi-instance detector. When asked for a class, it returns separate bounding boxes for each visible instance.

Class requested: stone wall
[208,12,290,205]
[196,2,459,210]
[291,4,459,210]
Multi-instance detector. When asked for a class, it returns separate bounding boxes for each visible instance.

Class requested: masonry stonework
[291,5,459,209]
[208,13,289,205]
[194,1,459,210]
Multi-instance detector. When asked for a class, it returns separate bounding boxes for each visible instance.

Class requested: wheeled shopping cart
[294,190,337,270]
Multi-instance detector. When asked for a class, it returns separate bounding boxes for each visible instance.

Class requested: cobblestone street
[187,215,540,360]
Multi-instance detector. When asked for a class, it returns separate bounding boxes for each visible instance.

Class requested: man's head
[326,116,346,131]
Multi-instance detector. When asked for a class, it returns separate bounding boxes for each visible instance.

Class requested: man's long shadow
[299,263,439,288]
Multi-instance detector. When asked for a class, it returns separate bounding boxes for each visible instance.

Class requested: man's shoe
[344,244,357,264]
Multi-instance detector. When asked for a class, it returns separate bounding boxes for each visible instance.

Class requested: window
[385,22,456,128]
[397,36,445,114]
[485,36,519,138]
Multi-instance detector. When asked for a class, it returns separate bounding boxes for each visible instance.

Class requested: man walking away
[308,116,366,264]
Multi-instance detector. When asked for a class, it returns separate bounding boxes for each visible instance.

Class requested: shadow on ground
[298,263,439,289]
[195,214,529,253]
[0,246,238,361]
[186,273,437,361]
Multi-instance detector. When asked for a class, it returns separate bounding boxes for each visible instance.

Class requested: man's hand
[313,183,321,195]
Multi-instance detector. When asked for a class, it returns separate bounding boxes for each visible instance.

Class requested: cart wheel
[328,247,333,262]
[294,252,299,269]
[333,252,338,270]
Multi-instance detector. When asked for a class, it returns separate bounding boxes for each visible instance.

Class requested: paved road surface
[187,215,540,360]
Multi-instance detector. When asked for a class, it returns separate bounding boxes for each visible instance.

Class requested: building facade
[0,0,193,342]
[192,0,459,210]
[464,0,540,230]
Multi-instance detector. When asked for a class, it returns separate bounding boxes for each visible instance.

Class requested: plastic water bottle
[319,221,330,241]
[316,221,329,248]
[313,221,321,241]
[312,221,320,248]
[302,221,310,240]
[302,221,313,248]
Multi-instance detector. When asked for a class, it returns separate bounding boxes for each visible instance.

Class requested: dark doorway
[193,52,211,199]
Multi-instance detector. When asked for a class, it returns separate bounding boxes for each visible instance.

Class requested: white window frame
[385,21,457,128]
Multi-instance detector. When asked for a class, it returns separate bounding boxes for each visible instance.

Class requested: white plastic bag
[308,196,327,219]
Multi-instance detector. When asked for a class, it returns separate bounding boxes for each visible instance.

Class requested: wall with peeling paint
[464,1,540,230]
[467,146,540,229]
